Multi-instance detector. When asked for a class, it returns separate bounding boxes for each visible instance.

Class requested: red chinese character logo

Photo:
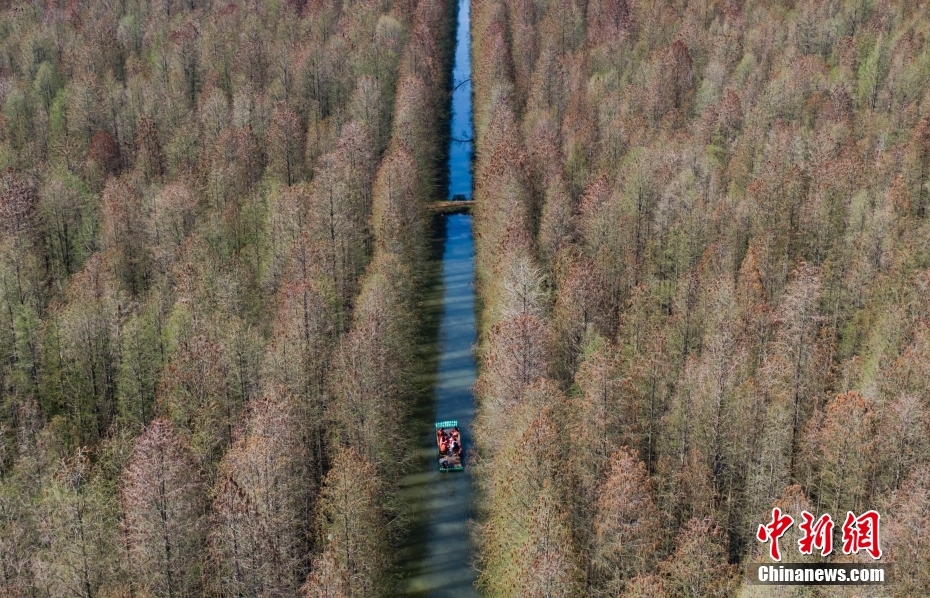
[757,507,794,561]
[842,510,882,559]
[798,511,834,556]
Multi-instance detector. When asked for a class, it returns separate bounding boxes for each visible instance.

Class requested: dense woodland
[469,0,930,596]
[0,0,452,595]
[3,0,930,596]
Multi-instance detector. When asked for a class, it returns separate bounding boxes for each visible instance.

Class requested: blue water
[447,0,472,200]
[397,0,478,594]
[399,215,479,597]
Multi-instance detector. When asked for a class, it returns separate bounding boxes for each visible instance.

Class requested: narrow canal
[397,0,477,594]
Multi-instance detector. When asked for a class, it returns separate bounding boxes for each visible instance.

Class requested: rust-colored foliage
[134,114,164,182]
[210,389,314,595]
[659,518,735,597]
[312,447,390,597]
[120,419,205,598]
[0,169,38,238]
[592,448,661,591]
[87,131,121,174]
[468,0,930,592]
[586,0,632,48]
[100,178,151,294]
[267,102,304,186]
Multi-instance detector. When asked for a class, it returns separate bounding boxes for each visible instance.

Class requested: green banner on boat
[435,420,458,428]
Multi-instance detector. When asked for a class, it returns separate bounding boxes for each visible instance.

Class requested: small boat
[435,420,464,471]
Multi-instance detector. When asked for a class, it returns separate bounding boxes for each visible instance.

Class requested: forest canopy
[1,0,930,596]
[0,0,452,595]
[469,0,930,596]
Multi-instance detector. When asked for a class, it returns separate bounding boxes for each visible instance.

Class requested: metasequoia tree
[267,102,305,186]
[561,71,598,200]
[313,447,390,598]
[326,255,415,478]
[100,178,151,294]
[210,389,314,596]
[497,252,547,320]
[264,183,319,292]
[87,130,121,175]
[116,296,168,430]
[501,0,538,107]
[570,339,639,496]
[622,575,668,598]
[902,116,930,217]
[34,449,112,598]
[476,383,578,597]
[534,160,573,263]
[884,466,930,597]
[800,391,879,515]
[0,478,36,596]
[399,2,446,94]
[40,255,119,448]
[392,75,438,184]
[472,96,533,280]
[370,144,427,270]
[0,170,43,343]
[120,419,205,598]
[0,169,40,244]
[644,40,695,124]
[306,122,376,314]
[473,312,551,451]
[872,392,930,494]
[586,0,631,50]
[525,28,570,116]
[149,182,198,273]
[512,488,579,598]
[0,169,47,404]
[348,75,389,156]
[590,448,662,596]
[135,114,165,183]
[551,253,612,378]
[758,263,828,474]
[261,267,336,485]
[207,125,262,211]
[301,548,350,598]
[659,518,735,597]
[38,174,89,280]
[574,175,630,312]
[209,478,267,598]
[658,278,762,529]
[157,331,234,468]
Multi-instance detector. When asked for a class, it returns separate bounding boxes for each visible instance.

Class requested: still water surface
[398,215,479,596]
[447,0,473,200]
[397,0,478,594]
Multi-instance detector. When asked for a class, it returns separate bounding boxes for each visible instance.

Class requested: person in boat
[438,429,449,454]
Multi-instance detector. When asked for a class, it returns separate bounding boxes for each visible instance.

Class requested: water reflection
[448,0,472,200]
[397,0,477,591]
[398,215,479,597]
